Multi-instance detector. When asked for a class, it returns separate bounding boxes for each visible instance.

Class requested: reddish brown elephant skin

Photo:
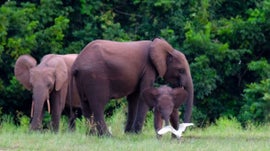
[72,38,194,136]
[142,85,188,138]
[15,54,81,131]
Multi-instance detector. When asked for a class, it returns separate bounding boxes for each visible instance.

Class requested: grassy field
[0,108,269,151]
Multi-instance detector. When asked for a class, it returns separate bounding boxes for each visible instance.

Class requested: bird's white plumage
[157,123,194,138]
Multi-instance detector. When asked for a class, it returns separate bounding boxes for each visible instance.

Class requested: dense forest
[0,0,269,126]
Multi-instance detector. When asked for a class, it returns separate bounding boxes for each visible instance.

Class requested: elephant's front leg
[51,101,62,132]
[50,92,65,132]
[125,92,139,133]
[132,99,149,133]
[132,76,154,133]
[154,110,163,139]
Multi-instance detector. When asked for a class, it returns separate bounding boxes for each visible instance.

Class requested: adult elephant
[72,38,193,135]
[14,54,81,131]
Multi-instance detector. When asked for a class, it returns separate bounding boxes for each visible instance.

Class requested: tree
[0,0,269,126]
[0,0,70,116]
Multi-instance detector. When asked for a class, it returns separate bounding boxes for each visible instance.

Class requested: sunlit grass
[0,107,269,151]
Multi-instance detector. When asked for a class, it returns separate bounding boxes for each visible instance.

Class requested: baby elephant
[142,85,188,138]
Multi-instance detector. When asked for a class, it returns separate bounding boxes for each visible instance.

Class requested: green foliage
[239,59,270,124]
[240,79,270,124]
[214,116,242,131]
[191,106,209,127]
[183,4,251,125]
[0,110,30,133]
[248,58,270,79]
[107,104,126,135]
[182,0,270,126]
[190,55,218,99]
[0,0,71,117]
[0,114,16,133]
[105,98,126,117]
[0,0,270,127]
[74,116,88,134]
[0,110,269,151]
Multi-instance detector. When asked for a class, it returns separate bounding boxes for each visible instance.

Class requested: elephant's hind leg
[80,98,96,135]
[90,101,111,136]
[85,80,111,136]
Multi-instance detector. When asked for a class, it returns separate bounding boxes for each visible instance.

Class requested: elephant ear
[14,55,37,90]
[142,87,159,107]
[149,38,174,78]
[42,54,68,91]
[172,87,187,108]
[55,57,68,91]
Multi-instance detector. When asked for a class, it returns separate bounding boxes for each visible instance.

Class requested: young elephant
[14,54,81,131]
[142,85,187,138]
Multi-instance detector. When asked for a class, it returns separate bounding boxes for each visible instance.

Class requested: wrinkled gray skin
[142,85,188,138]
[14,54,81,131]
[72,38,193,136]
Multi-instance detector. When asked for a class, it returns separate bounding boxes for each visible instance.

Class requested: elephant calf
[142,85,187,138]
[14,54,81,131]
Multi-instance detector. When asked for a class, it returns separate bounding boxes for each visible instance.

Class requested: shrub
[239,59,270,125]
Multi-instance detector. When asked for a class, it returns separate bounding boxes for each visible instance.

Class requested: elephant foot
[96,125,112,137]
[125,128,142,134]
[86,123,111,137]
[98,131,112,137]
[87,130,112,137]
[50,124,60,133]
[124,127,135,134]
[51,127,59,133]
[130,120,144,134]
[29,127,42,132]
[133,126,143,134]
[30,124,43,132]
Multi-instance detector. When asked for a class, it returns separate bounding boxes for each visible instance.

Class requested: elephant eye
[178,69,185,74]
[47,83,53,89]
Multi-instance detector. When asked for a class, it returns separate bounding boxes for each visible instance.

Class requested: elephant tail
[68,71,76,130]
[72,68,78,77]
[69,75,73,115]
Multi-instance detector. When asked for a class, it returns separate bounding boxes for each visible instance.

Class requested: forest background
[0,0,269,127]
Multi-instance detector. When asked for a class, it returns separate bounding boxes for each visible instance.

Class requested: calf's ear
[142,87,159,107]
[172,88,188,108]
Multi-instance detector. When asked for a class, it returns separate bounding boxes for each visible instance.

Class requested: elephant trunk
[183,74,194,123]
[31,99,51,118]
[30,86,49,131]
[164,119,170,126]
[161,111,171,126]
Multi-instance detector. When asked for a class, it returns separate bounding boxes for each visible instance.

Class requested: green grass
[0,108,269,151]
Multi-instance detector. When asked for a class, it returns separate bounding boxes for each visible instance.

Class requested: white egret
[157,123,194,138]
